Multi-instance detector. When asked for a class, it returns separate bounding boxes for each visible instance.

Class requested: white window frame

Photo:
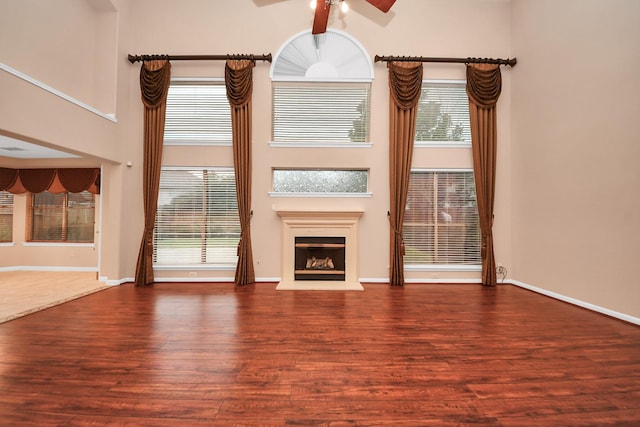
[153,167,240,270]
[414,79,472,148]
[269,168,372,198]
[0,191,14,244]
[403,168,481,272]
[270,81,372,148]
[28,191,96,244]
[163,78,232,147]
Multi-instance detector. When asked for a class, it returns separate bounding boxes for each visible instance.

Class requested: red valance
[0,167,100,194]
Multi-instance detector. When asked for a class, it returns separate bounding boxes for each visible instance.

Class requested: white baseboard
[99,277,133,286]
[358,277,388,283]
[359,277,483,284]
[0,266,98,273]
[405,278,482,284]
[153,277,283,284]
[154,277,234,283]
[509,279,640,326]
[99,276,282,285]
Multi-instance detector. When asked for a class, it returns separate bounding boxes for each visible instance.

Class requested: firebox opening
[295,236,346,281]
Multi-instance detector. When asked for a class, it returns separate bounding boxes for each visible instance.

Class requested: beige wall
[123,0,512,283]
[1,1,637,319]
[511,0,640,318]
[0,0,118,113]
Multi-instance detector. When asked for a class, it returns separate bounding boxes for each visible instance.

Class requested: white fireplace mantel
[275,209,364,291]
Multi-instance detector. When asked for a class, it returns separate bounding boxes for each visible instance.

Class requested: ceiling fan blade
[312,1,331,34]
[365,0,396,13]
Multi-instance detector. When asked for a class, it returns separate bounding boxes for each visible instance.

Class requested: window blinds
[0,191,13,242]
[272,81,371,144]
[403,171,480,265]
[28,191,95,242]
[164,82,232,145]
[154,169,240,266]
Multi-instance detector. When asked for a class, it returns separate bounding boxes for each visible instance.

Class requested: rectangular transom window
[272,169,369,194]
[403,171,480,266]
[272,82,371,145]
[154,168,240,267]
[164,80,232,145]
[415,80,471,144]
[29,191,95,243]
[0,191,13,242]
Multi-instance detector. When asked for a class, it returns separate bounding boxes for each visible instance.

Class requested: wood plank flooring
[0,282,639,426]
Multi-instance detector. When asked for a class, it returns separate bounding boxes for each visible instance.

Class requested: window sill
[164,141,232,147]
[405,264,481,272]
[22,242,95,248]
[270,142,373,148]
[153,265,236,271]
[269,192,372,198]
[0,242,16,247]
[414,142,472,148]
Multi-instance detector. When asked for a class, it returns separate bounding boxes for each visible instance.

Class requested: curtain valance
[466,64,502,109]
[0,167,100,194]
[387,61,423,110]
[225,59,254,108]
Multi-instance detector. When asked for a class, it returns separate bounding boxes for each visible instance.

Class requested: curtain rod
[374,55,517,67]
[127,53,272,64]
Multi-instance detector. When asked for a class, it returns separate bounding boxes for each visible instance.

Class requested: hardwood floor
[0,282,638,426]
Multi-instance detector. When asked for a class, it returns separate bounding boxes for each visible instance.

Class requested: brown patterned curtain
[0,167,100,194]
[135,59,171,287]
[0,168,18,191]
[387,61,423,286]
[225,59,256,286]
[466,63,502,286]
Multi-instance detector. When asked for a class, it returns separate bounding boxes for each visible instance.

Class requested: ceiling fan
[311,0,396,34]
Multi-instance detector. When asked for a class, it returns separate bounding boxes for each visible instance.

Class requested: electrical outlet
[188,272,197,277]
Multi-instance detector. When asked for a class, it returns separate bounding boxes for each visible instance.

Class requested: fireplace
[295,236,346,281]
[275,209,364,290]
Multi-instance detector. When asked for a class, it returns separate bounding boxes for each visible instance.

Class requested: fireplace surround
[275,210,364,290]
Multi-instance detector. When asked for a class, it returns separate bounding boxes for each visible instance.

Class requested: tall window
[29,191,95,242]
[0,191,13,242]
[415,80,471,145]
[272,82,371,145]
[403,171,480,266]
[154,168,240,267]
[164,80,232,145]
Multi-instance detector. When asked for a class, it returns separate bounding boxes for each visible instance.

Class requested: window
[154,168,240,267]
[29,191,95,242]
[272,169,369,194]
[415,80,471,145]
[272,82,371,145]
[270,30,373,147]
[0,191,13,242]
[403,171,480,266]
[164,80,232,145]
